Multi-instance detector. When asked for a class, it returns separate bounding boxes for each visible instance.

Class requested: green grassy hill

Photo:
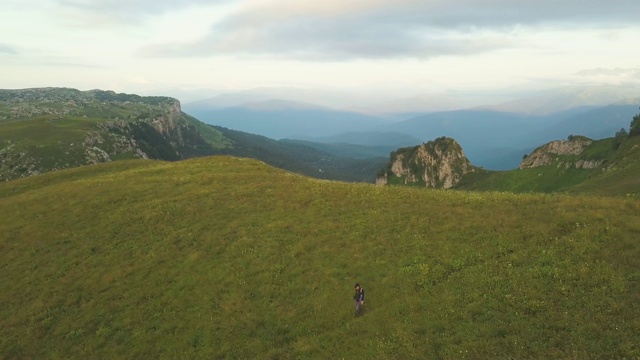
[1,156,638,359]
[456,135,640,196]
[563,135,640,196]
[0,88,230,181]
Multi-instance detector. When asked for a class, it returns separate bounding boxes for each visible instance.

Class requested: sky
[2,0,640,111]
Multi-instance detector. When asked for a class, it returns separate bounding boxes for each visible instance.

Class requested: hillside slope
[0,88,230,181]
[457,134,640,196]
[1,156,638,358]
[208,126,387,183]
[380,110,640,196]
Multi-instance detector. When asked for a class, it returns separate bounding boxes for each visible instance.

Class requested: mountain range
[185,86,640,170]
[0,88,384,183]
[379,102,639,169]
[183,99,394,140]
[2,87,639,193]
[376,131,640,197]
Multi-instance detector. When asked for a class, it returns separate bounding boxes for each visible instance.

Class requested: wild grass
[457,166,595,193]
[0,116,95,145]
[565,136,640,196]
[1,156,638,359]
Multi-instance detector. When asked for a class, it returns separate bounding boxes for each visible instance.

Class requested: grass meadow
[1,156,639,359]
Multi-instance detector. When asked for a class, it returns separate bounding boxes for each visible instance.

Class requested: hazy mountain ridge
[0,88,388,183]
[183,99,394,140]
[381,104,640,170]
[183,85,640,170]
[207,125,388,183]
[292,131,421,147]
[180,84,640,116]
[485,85,640,115]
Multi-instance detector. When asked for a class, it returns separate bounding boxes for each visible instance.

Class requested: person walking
[354,283,365,316]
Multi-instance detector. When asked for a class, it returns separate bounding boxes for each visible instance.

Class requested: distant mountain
[187,97,329,112]
[182,88,355,110]
[208,126,387,183]
[277,131,421,159]
[292,131,421,147]
[534,101,640,140]
[177,83,640,117]
[183,99,394,139]
[278,140,392,159]
[378,109,536,169]
[236,99,328,111]
[485,84,640,115]
[379,102,640,170]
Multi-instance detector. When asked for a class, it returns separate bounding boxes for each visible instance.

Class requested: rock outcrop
[520,136,605,170]
[376,137,475,189]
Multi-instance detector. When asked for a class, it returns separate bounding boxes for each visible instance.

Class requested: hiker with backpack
[354,283,365,316]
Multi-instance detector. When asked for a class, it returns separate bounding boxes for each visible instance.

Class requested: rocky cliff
[0,88,228,181]
[376,137,475,188]
[519,136,605,170]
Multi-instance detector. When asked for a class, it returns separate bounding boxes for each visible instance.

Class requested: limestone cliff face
[376,137,475,189]
[520,137,604,170]
[150,100,182,137]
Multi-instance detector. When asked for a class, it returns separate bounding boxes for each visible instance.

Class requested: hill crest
[0,88,228,181]
[1,155,638,358]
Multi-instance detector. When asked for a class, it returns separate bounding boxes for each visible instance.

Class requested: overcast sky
[2,0,640,109]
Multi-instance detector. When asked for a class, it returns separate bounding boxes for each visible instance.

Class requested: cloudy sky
[2,0,640,109]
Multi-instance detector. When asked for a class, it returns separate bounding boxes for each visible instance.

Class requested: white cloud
[135,0,640,61]
[575,68,640,77]
[2,0,640,109]
[55,0,236,22]
[574,68,640,84]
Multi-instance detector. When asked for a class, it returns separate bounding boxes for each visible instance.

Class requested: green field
[1,156,639,359]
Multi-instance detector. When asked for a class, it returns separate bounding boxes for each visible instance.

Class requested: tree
[629,108,640,137]
[613,128,628,149]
